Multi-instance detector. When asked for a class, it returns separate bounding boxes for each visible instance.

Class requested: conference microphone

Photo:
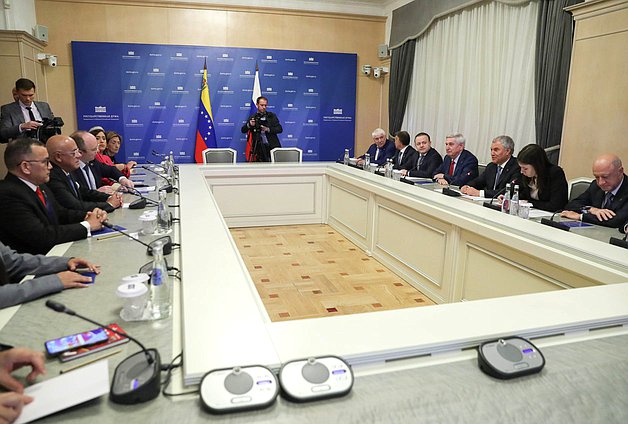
[105,179,156,209]
[482,179,518,211]
[102,221,174,255]
[540,210,570,231]
[609,230,628,249]
[45,300,161,404]
[138,165,173,193]
[442,186,462,197]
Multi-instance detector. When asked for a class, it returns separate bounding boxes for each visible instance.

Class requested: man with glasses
[71,130,134,193]
[46,135,122,214]
[0,138,107,255]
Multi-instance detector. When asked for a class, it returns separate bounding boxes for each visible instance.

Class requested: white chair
[270,147,303,163]
[568,177,592,201]
[202,148,237,164]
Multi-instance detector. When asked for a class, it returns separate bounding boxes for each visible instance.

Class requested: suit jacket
[0,241,68,309]
[519,164,568,212]
[240,111,283,150]
[466,156,521,198]
[0,173,87,255]
[0,101,54,143]
[391,146,419,171]
[359,139,396,166]
[565,174,628,228]
[407,148,443,178]
[72,160,124,190]
[433,149,479,186]
[48,164,114,213]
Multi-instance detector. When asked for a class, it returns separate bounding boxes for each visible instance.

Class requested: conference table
[0,162,627,423]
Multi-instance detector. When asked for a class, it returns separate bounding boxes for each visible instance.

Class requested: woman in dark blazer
[516,144,568,212]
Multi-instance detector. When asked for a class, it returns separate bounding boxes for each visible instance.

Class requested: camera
[47,55,57,67]
[36,53,57,67]
[38,117,64,143]
[373,67,381,78]
[361,65,371,76]
[251,112,267,132]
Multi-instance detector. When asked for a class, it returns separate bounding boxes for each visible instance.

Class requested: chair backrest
[202,148,237,164]
[568,177,593,202]
[271,147,302,163]
[477,164,487,175]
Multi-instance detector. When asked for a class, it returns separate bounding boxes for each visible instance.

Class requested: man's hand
[84,209,107,231]
[248,118,256,127]
[400,169,408,177]
[560,210,581,220]
[356,159,364,166]
[126,161,137,169]
[106,193,122,209]
[260,125,270,133]
[0,348,46,393]
[20,121,42,132]
[437,178,449,185]
[460,185,479,196]
[97,186,115,195]
[57,271,92,289]
[119,178,134,189]
[588,207,616,221]
[67,258,100,273]
[0,392,33,424]
[433,173,444,180]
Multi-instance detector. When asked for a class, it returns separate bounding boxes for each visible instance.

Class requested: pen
[96,232,124,241]
[59,349,122,374]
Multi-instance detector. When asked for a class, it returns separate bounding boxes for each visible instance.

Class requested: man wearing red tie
[432,133,479,186]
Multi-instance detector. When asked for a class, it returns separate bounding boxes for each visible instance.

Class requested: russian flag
[245,65,262,162]
[194,60,217,163]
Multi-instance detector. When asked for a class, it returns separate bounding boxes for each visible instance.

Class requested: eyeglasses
[23,158,50,166]
[57,148,80,156]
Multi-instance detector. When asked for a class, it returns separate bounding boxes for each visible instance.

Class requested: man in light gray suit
[0,241,98,309]
[0,78,54,143]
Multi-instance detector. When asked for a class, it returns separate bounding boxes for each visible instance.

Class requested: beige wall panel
[0,60,22,103]
[560,31,628,179]
[575,7,628,40]
[460,244,563,301]
[166,9,228,46]
[0,40,20,55]
[328,183,369,240]
[45,66,76,129]
[373,203,449,295]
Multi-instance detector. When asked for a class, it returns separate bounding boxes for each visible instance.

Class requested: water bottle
[385,158,393,178]
[149,240,171,320]
[501,183,511,214]
[363,153,370,170]
[343,149,350,165]
[156,190,171,234]
[165,151,174,181]
[510,185,520,216]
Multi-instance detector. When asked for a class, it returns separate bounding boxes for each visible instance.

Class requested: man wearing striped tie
[0,79,54,143]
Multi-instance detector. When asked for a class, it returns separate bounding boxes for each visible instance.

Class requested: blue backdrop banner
[71,41,356,163]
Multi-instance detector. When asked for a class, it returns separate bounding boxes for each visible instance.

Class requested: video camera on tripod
[251,112,268,133]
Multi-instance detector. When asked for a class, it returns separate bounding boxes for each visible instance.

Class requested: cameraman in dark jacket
[241,96,282,162]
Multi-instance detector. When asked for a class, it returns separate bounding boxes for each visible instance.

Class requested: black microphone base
[129,198,147,209]
[482,202,501,211]
[160,185,173,193]
[540,218,570,232]
[110,349,161,404]
[442,187,462,197]
[609,237,628,249]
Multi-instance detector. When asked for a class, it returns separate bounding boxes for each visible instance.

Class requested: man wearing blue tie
[391,131,419,171]
[432,133,479,186]
[356,128,396,166]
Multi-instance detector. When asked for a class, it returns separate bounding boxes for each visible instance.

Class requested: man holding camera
[241,96,282,162]
[0,78,54,143]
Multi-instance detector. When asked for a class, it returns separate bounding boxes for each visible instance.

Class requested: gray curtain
[535,0,582,160]
[388,40,416,136]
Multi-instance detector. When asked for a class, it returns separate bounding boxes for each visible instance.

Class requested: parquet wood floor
[230,224,435,322]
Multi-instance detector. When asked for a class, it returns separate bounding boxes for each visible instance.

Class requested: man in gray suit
[0,78,54,143]
[0,241,98,309]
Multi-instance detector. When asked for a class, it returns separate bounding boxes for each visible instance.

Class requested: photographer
[0,79,55,144]
[241,96,282,162]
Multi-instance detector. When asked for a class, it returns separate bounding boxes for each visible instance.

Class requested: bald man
[46,134,122,214]
[561,154,628,228]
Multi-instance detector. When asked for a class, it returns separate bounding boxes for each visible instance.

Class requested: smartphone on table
[44,327,109,356]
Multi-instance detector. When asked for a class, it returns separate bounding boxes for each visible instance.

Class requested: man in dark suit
[461,135,520,198]
[391,131,418,171]
[46,135,122,214]
[0,78,54,143]
[0,138,107,255]
[241,96,282,162]
[356,128,396,166]
[432,133,479,186]
[401,132,443,178]
[71,131,134,192]
[562,154,628,228]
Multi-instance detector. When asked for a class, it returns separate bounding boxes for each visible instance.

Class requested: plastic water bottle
[156,190,171,234]
[343,149,350,165]
[149,240,171,319]
[385,158,393,178]
[363,153,370,170]
[510,185,520,216]
[501,183,511,214]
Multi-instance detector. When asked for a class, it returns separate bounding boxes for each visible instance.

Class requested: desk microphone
[609,231,628,249]
[138,166,173,193]
[482,179,517,211]
[106,179,157,209]
[102,221,174,255]
[442,186,462,197]
[45,300,161,404]
[540,210,570,231]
